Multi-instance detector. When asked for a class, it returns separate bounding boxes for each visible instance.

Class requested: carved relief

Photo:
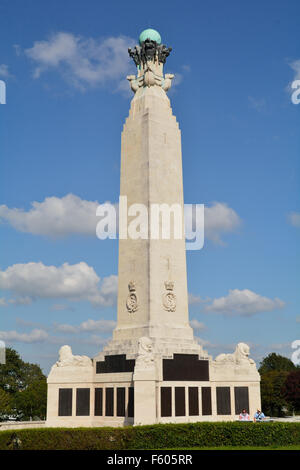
[126,280,138,313]
[135,336,155,370]
[127,68,174,93]
[162,281,176,312]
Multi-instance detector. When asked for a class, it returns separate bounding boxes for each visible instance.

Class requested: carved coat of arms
[162,281,176,312]
[126,281,138,313]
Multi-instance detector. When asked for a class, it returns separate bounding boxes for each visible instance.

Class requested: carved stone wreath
[162,281,176,312]
[126,281,138,313]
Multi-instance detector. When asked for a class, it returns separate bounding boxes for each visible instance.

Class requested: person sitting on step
[239,409,250,421]
[254,409,266,422]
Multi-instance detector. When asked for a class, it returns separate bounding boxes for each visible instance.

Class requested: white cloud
[54,323,78,334]
[50,303,74,312]
[287,211,300,227]
[204,202,241,244]
[115,77,132,97]
[24,32,135,91]
[204,289,285,316]
[79,318,116,332]
[171,72,183,88]
[0,298,6,307]
[184,202,241,245]
[13,44,21,56]
[287,59,300,97]
[8,296,32,306]
[85,335,110,346]
[289,59,300,81]
[190,319,205,330]
[246,342,295,365]
[188,293,202,305]
[15,318,49,330]
[188,293,210,305]
[0,195,239,245]
[0,64,13,79]
[0,261,118,307]
[54,318,116,334]
[0,329,48,343]
[0,193,101,238]
[168,65,191,93]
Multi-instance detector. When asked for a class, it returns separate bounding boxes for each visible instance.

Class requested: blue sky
[0,0,299,373]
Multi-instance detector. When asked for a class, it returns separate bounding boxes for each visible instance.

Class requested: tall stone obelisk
[46,30,260,427]
[108,29,201,356]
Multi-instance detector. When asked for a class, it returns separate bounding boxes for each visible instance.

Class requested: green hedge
[0,422,300,450]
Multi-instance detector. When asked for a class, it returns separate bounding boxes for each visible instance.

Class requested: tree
[259,353,296,376]
[283,370,300,413]
[20,361,46,389]
[0,347,45,394]
[0,388,12,421]
[14,378,47,421]
[260,370,290,417]
[0,348,25,394]
[0,347,47,420]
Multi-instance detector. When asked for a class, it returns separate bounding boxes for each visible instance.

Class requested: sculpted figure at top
[127,29,174,93]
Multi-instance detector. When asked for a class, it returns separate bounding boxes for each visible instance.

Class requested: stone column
[113,33,194,348]
[133,368,157,425]
[133,336,157,425]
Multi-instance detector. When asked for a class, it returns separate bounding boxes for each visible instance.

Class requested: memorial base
[46,340,261,427]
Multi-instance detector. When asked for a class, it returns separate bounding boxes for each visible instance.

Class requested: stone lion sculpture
[135,337,155,369]
[214,342,255,366]
[55,345,92,367]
